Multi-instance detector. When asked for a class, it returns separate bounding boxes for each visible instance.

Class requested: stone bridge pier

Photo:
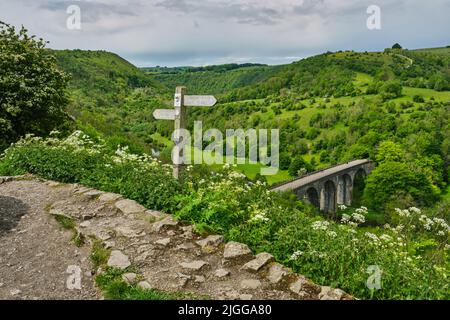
[272,160,374,214]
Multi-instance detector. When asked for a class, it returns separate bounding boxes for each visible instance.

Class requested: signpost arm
[173,86,187,179]
[153,86,216,181]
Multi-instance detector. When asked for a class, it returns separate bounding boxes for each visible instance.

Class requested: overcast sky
[1,0,449,67]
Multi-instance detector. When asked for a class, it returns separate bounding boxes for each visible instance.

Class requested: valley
[1,21,449,300]
[40,46,450,212]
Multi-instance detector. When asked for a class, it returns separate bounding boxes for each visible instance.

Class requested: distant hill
[49,49,167,155]
[143,63,268,74]
[52,47,450,106]
[50,49,161,108]
[149,64,280,96]
[414,47,450,55]
[149,47,450,102]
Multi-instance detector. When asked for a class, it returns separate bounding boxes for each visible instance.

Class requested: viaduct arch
[272,160,374,214]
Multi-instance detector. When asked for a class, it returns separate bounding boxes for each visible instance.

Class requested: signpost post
[153,86,217,179]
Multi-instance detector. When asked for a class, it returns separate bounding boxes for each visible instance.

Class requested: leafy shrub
[0,131,182,212]
[380,80,403,101]
[288,156,313,177]
[413,95,425,103]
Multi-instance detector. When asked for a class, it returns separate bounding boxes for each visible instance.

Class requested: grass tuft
[96,268,205,300]
[53,214,75,229]
[90,240,111,269]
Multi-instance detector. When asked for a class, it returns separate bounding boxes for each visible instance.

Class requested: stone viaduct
[272,159,375,213]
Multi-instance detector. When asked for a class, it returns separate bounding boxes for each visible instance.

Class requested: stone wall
[1,175,352,300]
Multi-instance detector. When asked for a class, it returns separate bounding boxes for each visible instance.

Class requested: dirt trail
[0,178,100,299]
[0,176,350,300]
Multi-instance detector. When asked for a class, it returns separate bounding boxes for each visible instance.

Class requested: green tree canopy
[375,141,405,163]
[380,80,403,99]
[364,161,438,211]
[288,156,314,177]
[0,22,69,150]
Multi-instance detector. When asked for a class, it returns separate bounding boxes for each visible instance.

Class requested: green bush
[288,156,313,177]
[380,80,403,101]
[413,95,425,103]
[0,131,182,212]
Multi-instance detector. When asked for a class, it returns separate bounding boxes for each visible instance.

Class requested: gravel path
[0,179,100,300]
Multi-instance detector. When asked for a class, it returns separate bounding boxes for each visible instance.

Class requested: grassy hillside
[143,63,268,74]
[152,47,450,102]
[51,49,171,154]
[145,48,449,193]
[50,48,449,208]
[52,49,159,106]
[186,84,449,186]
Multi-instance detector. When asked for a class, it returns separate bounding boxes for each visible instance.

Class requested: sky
[1,0,449,67]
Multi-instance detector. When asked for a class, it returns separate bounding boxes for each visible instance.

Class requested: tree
[434,78,449,91]
[413,95,425,103]
[292,139,309,156]
[364,161,437,211]
[366,82,382,94]
[347,143,371,160]
[380,80,403,100]
[392,43,402,49]
[288,156,313,177]
[0,22,69,150]
[279,152,292,170]
[375,141,405,163]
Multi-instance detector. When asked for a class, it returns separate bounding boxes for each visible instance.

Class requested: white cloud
[0,0,448,66]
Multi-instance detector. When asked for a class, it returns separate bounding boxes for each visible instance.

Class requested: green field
[211,162,290,185]
[394,87,450,102]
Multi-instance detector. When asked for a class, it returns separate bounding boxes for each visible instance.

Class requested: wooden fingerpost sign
[153,86,217,179]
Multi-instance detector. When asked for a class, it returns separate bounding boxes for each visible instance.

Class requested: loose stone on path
[242,252,274,273]
[99,193,122,203]
[223,241,252,265]
[115,199,146,215]
[196,235,224,248]
[266,263,290,284]
[152,216,178,233]
[240,279,261,290]
[179,260,209,271]
[107,250,131,269]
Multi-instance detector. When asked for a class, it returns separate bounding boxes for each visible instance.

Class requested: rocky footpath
[0,176,352,300]
[0,176,99,300]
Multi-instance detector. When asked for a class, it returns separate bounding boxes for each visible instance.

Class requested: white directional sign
[152,87,217,180]
[153,109,177,120]
[184,95,217,107]
[174,93,182,107]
